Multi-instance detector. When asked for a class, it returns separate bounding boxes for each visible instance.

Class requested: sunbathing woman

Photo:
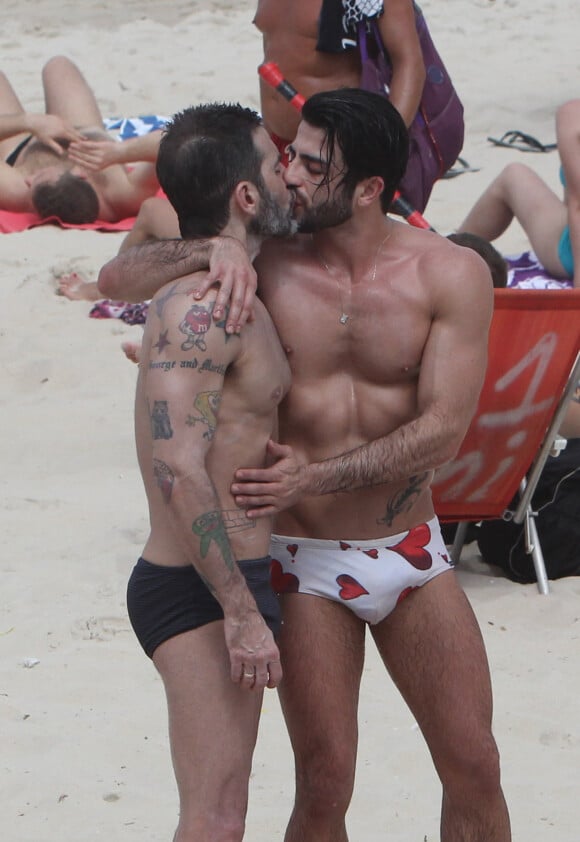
[0,56,161,225]
[457,98,580,287]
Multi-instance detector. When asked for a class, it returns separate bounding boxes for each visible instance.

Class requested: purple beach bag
[359,7,464,212]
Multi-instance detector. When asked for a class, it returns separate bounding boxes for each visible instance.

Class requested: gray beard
[250,188,297,238]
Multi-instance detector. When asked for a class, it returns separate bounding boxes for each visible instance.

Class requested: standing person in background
[256,0,424,145]
[255,0,464,211]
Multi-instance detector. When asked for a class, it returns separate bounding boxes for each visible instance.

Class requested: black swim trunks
[127,556,281,658]
[6,135,33,167]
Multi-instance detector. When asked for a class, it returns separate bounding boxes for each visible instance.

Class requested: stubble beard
[296,191,353,234]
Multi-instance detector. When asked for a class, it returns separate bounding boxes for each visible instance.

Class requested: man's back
[136,276,291,565]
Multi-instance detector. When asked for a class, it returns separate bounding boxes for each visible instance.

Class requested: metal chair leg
[524,506,550,595]
[450,521,469,566]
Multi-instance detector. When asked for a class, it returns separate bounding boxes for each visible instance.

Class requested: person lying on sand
[0,55,161,224]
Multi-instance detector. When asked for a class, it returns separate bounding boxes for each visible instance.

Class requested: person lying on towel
[0,56,161,225]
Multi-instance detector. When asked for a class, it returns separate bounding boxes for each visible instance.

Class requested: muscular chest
[267,277,430,385]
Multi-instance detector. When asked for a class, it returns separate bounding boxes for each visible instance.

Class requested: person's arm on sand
[556,98,580,288]
[377,0,425,128]
[144,287,281,688]
[98,236,258,331]
[232,250,493,517]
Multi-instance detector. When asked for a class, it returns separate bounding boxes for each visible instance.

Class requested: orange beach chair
[432,288,580,594]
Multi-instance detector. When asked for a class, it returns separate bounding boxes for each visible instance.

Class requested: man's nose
[283,160,298,187]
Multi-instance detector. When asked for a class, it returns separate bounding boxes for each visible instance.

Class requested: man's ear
[355,175,384,208]
[232,180,260,217]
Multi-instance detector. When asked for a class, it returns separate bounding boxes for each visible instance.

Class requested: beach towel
[0,210,141,234]
[103,115,168,138]
[0,115,169,235]
[506,250,573,290]
[89,299,150,325]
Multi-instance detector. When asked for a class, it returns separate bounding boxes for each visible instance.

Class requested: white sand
[2,2,580,839]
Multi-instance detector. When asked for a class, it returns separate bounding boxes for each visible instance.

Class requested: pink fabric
[0,209,137,234]
[0,187,167,234]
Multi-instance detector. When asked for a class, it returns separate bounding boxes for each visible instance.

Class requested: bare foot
[121,341,142,364]
[56,272,101,301]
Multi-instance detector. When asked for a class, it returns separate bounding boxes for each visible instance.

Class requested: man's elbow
[434,420,472,468]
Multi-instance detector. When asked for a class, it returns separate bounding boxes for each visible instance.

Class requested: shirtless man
[127,102,294,842]
[61,0,437,298]
[99,89,511,841]
[255,0,425,147]
[0,56,160,224]
[255,0,466,213]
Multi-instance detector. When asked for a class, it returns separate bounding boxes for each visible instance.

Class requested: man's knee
[294,742,356,814]
[501,161,535,189]
[42,55,77,85]
[136,196,165,231]
[440,731,502,799]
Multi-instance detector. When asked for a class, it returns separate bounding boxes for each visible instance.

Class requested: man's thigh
[370,571,494,762]
[42,57,103,128]
[503,165,568,273]
[0,72,27,160]
[153,621,263,808]
[278,594,366,763]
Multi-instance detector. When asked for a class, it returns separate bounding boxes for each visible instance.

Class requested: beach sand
[2,1,580,839]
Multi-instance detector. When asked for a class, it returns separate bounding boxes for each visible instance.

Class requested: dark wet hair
[156,103,264,238]
[447,232,508,289]
[32,171,99,223]
[301,88,409,212]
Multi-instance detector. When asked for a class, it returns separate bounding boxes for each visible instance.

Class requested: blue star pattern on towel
[103,115,169,140]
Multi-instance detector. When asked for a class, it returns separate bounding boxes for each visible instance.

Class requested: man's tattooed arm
[143,287,259,613]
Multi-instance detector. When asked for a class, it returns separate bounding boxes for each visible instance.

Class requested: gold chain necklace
[315,228,392,325]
